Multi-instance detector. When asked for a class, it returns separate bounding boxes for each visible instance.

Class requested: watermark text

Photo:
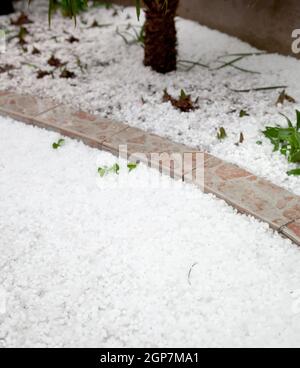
[292,29,300,54]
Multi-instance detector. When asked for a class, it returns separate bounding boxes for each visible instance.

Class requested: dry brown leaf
[163,89,198,112]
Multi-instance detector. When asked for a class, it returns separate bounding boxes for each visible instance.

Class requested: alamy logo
[292,29,300,54]
[0,30,5,53]
[96,145,205,191]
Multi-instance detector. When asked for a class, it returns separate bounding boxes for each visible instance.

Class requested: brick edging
[1,91,300,246]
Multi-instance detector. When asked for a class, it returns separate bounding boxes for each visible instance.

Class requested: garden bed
[1,1,300,195]
[1,115,300,347]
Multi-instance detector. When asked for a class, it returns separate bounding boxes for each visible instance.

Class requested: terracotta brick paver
[180,153,300,230]
[102,127,201,178]
[1,92,300,246]
[0,90,12,97]
[0,93,59,120]
[281,220,300,244]
[204,164,300,229]
[37,104,128,149]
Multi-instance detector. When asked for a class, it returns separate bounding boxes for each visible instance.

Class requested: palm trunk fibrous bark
[143,0,179,74]
[0,0,14,15]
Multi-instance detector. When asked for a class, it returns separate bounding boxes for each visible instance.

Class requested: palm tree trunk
[0,0,14,15]
[143,0,179,74]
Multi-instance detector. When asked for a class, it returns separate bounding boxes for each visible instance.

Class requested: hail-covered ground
[0,116,300,348]
[1,1,300,194]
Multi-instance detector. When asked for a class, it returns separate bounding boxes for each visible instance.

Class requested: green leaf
[289,150,300,163]
[217,127,227,140]
[256,141,263,145]
[280,146,288,156]
[135,0,141,20]
[296,110,300,131]
[110,163,120,174]
[180,89,187,99]
[287,168,300,176]
[262,127,280,139]
[98,166,108,177]
[127,162,139,172]
[279,112,293,128]
[98,163,120,177]
[239,109,250,118]
[48,0,54,26]
[52,138,65,149]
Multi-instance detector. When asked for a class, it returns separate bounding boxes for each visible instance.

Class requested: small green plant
[133,24,145,45]
[116,24,145,46]
[217,127,227,140]
[48,0,88,23]
[98,163,120,177]
[52,138,65,149]
[98,162,139,177]
[262,110,300,176]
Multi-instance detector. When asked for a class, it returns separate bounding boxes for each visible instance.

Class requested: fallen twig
[227,85,288,93]
[178,59,209,71]
[213,52,265,74]
[214,56,245,70]
[216,52,267,59]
